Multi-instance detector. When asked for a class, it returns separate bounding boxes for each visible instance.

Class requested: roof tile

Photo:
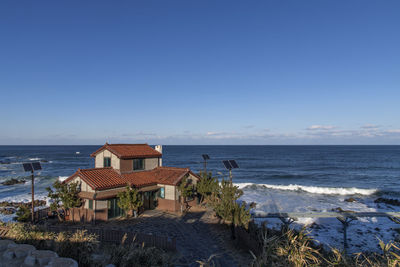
[90,143,162,159]
[65,166,197,190]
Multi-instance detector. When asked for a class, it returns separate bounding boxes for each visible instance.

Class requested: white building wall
[160,185,176,200]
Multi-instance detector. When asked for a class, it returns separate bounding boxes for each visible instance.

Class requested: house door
[107,198,124,219]
[143,191,157,210]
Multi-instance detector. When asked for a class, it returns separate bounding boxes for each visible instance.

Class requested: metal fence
[46,225,176,251]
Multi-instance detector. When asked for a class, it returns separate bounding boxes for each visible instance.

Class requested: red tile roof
[90,143,162,159]
[123,167,191,187]
[64,167,199,191]
[65,167,128,190]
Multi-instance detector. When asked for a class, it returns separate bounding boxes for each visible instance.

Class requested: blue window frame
[159,188,165,199]
[133,158,144,170]
[104,157,111,167]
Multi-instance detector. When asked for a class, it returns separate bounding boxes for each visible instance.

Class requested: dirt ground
[93,206,253,266]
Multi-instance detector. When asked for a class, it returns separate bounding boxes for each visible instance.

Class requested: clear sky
[1,1,399,145]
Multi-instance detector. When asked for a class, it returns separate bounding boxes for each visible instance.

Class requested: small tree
[213,180,243,222]
[178,177,194,213]
[197,173,219,204]
[15,205,31,222]
[46,180,81,222]
[117,186,143,218]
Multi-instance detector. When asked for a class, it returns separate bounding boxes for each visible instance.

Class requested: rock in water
[374,198,400,207]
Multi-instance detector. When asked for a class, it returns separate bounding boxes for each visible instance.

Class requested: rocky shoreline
[0,200,47,216]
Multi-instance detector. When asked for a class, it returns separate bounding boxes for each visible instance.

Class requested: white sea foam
[234,183,377,196]
[58,176,68,182]
[29,158,41,161]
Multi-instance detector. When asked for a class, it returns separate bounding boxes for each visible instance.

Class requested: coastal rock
[332,207,355,213]
[0,241,75,267]
[45,257,78,267]
[345,197,357,202]
[374,197,400,207]
[1,178,26,186]
[0,240,15,251]
[6,244,36,259]
[25,250,58,266]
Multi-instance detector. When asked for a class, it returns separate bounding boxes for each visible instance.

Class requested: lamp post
[222,160,239,239]
[202,154,210,176]
[22,162,42,223]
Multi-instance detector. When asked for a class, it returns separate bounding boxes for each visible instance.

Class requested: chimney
[155,145,163,167]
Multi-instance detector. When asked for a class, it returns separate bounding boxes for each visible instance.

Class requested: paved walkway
[104,208,252,266]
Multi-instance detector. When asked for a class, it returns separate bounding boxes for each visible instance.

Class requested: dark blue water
[0,145,400,203]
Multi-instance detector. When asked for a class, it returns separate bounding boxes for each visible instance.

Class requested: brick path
[104,208,252,266]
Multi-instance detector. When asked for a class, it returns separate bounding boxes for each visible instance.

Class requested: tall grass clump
[6,223,99,266]
[249,224,400,267]
[108,241,171,267]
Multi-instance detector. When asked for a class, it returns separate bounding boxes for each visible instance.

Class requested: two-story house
[64,143,200,221]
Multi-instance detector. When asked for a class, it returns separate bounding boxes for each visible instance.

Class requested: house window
[159,188,165,199]
[88,199,93,210]
[133,158,144,170]
[104,157,111,167]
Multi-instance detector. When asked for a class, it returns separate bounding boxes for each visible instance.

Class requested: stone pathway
[103,208,252,266]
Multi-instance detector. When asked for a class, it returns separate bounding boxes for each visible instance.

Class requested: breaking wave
[234,183,378,196]
[58,176,68,182]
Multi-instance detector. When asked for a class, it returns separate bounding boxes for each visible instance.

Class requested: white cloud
[386,129,400,134]
[307,125,336,130]
[361,124,380,129]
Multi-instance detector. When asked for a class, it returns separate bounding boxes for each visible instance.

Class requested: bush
[212,180,252,228]
[197,173,219,204]
[108,242,171,267]
[250,225,400,267]
[15,206,31,222]
[117,186,143,217]
[6,223,99,267]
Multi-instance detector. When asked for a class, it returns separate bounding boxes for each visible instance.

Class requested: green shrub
[15,206,31,222]
[108,243,171,267]
[197,173,219,204]
[6,223,99,267]
[117,186,143,217]
[46,180,81,222]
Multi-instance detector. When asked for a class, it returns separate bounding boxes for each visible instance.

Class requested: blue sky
[1,1,399,145]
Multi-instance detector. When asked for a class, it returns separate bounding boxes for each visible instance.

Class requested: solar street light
[22,162,42,223]
[222,160,239,183]
[202,154,210,175]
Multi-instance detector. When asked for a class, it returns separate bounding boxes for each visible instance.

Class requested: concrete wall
[157,199,180,212]
[145,158,159,170]
[188,173,199,185]
[96,200,108,209]
[164,185,176,200]
[69,176,94,193]
[119,159,132,173]
[118,157,160,173]
[95,148,159,172]
[94,150,120,170]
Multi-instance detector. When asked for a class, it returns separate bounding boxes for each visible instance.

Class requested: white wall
[94,149,120,170]
[69,176,94,192]
[157,184,176,200]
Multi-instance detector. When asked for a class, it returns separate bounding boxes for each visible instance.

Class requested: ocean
[1,145,400,251]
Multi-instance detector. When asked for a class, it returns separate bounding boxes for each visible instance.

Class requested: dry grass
[5,222,171,267]
[250,226,400,267]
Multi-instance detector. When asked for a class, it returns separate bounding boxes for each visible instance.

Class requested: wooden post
[337,216,356,252]
[31,170,34,223]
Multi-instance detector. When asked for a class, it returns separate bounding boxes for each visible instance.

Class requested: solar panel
[32,162,42,171]
[229,160,239,169]
[202,154,210,160]
[23,163,33,172]
[222,160,232,170]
